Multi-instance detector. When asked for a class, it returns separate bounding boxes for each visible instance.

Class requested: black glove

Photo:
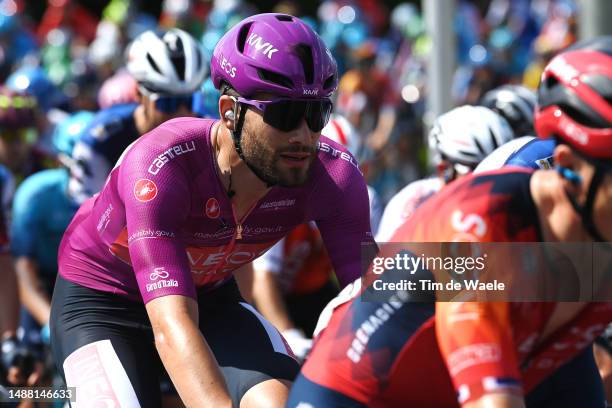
[1,336,35,384]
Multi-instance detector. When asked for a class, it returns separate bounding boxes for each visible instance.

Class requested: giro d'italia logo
[134,179,158,202]
[205,197,220,219]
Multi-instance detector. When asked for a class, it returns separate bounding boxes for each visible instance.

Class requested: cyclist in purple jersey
[51,13,373,408]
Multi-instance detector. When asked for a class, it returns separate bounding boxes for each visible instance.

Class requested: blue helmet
[192,78,220,119]
[6,66,68,111]
[52,111,95,157]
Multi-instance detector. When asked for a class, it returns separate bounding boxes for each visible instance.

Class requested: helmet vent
[146,53,162,75]
[257,68,294,90]
[294,44,314,84]
[237,22,253,53]
[195,48,202,73]
[169,37,186,81]
[323,74,335,90]
[582,74,612,106]
[473,136,486,156]
[489,128,499,150]
[557,103,609,128]
[275,15,294,22]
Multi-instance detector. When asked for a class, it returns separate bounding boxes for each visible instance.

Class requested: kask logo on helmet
[246,33,278,59]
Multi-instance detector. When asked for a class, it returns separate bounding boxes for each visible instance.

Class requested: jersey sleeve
[118,140,196,304]
[10,175,40,258]
[315,164,375,288]
[436,302,523,405]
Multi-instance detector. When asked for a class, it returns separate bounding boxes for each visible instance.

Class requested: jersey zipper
[230,200,259,241]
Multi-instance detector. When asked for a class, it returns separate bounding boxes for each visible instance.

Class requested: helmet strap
[565,165,606,242]
[228,97,277,188]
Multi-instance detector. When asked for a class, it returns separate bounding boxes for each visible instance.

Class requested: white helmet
[480,85,537,137]
[429,105,514,169]
[126,28,207,95]
[322,114,369,163]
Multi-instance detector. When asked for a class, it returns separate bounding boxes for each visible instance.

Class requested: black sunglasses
[236,96,333,132]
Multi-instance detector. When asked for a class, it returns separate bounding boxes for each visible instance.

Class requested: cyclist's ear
[219,95,235,130]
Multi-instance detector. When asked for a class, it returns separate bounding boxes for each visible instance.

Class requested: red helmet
[535,48,612,160]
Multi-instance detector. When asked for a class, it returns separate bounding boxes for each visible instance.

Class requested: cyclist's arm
[146,294,230,408]
[10,180,50,326]
[0,253,19,337]
[14,257,50,325]
[316,165,376,287]
[120,146,231,407]
[251,240,294,331]
[436,302,525,408]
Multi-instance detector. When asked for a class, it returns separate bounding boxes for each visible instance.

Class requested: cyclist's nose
[288,119,315,145]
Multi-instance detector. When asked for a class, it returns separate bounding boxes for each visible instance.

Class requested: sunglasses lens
[305,100,333,132]
[262,100,307,132]
[261,99,332,132]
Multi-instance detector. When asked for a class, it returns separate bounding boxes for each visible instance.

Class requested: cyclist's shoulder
[115,118,216,182]
[506,138,555,169]
[13,169,68,216]
[398,169,537,241]
[16,168,67,197]
[80,103,139,144]
[316,135,361,175]
[475,136,555,173]
[393,177,443,203]
[126,117,215,157]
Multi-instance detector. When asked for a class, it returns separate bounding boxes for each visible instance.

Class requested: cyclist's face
[240,99,320,187]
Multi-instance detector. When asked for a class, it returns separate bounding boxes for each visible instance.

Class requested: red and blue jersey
[301,168,611,406]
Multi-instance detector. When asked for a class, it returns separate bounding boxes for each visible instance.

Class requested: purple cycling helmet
[211,13,338,99]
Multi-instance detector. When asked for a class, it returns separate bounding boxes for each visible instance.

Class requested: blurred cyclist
[10,111,93,368]
[250,114,382,360]
[0,87,41,181]
[68,28,206,204]
[97,69,139,109]
[376,105,513,241]
[480,84,537,138]
[288,38,612,408]
[51,13,373,408]
[0,89,42,389]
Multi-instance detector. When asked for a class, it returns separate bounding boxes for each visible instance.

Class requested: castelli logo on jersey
[133,179,158,202]
[205,198,221,219]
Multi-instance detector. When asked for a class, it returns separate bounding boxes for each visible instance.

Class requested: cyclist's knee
[239,379,291,408]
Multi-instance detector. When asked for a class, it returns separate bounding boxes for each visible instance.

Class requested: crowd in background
[0,0,580,202]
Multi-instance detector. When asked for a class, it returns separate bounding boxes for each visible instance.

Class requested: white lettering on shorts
[63,339,140,407]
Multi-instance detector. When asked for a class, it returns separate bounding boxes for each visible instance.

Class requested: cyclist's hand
[1,336,43,386]
[282,329,313,362]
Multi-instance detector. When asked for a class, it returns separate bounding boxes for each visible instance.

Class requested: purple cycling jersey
[58,118,373,304]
